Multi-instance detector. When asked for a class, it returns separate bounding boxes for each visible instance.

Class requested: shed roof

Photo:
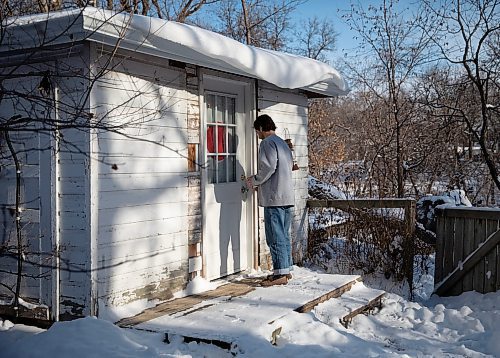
[3,8,349,97]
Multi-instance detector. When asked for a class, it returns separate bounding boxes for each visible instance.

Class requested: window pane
[206,94,238,184]
[228,127,236,153]
[216,96,226,123]
[227,97,235,124]
[207,124,216,155]
[207,125,227,157]
[206,94,215,123]
[220,125,226,155]
[217,157,227,183]
[207,156,216,184]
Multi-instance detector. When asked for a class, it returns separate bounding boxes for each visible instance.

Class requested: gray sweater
[253,134,295,207]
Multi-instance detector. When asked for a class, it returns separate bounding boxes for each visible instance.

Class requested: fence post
[403,200,416,298]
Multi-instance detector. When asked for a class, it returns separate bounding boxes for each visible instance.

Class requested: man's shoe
[267,273,292,280]
[261,274,288,287]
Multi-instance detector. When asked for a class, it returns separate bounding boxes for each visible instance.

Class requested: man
[246,114,294,286]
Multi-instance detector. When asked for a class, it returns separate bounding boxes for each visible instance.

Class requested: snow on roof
[3,8,349,97]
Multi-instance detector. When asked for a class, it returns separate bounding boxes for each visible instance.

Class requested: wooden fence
[434,207,500,296]
[307,199,416,285]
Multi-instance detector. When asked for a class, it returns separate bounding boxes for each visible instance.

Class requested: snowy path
[1,267,499,357]
[135,272,363,351]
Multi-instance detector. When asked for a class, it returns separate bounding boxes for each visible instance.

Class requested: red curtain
[207,125,225,161]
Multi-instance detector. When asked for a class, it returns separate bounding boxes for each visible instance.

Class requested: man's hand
[245,176,255,190]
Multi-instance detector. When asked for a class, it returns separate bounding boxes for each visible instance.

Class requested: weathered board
[435,207,500,296]
[91,53,192,307]
[129,273,361,351]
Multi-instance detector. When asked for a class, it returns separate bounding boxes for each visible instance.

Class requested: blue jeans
[264,206,293,275]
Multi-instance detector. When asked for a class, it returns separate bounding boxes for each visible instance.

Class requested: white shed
[0,8,348,321]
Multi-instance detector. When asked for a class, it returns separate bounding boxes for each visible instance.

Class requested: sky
[293,0,357,58]
[292,0,424,63]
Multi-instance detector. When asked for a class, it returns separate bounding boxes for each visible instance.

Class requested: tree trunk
[241,0,252,45]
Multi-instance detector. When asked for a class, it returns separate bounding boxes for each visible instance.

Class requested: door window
[206,93,237,184]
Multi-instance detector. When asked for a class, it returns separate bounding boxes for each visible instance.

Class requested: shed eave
[4,8,349,97]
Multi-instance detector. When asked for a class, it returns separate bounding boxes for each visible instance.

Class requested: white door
[202,77,252,280]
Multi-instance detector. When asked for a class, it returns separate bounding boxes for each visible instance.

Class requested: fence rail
[434,207,500,296]
[307,199,416,234]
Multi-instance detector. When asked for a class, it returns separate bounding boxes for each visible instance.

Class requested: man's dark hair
[254,114,277,131]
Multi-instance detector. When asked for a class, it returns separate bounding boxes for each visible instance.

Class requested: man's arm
[246,140,277,188]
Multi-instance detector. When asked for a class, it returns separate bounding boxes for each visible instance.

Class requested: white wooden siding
[57,128,92,317]
[55,54,95,318]
[98,216,188,245]
[91,55,191,306]
[258,81,309,265]
[0,71,51,305]
[97,172,185,191]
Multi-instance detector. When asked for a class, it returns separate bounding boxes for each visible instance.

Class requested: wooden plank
[96,267,188,305]
[97,172,186,191]
[97,138,188,156]
[440,207,500,220]
[58,211,88,231]
[131,273,363,346]
[294,277,361,313]
[403,202,416,287]
[97,242,189,273]
[307,199,415,209]
[116,281,257,327]
[497,242,500,292]
[0,303,50,323]
[98,189,187,209]
[340,293,385,328]
[450,217,465,296]
[188,144,197,172]
[97,216,188,244]
[96,120,188,142]
[272,119,308,135]
[435,228,500,296]
[473,218,486,293]
[258,85,308,106]
[404,201,416,235]
[442,216,455,281]
[462,217,475,292]
[258,100,308,118]
[96,149,189,161]
[59,176,86,195]
[97,156,187,175]
[484,219,499,293]
[59,194,86,212]
[58,245,90,270]
[97,234,187,261]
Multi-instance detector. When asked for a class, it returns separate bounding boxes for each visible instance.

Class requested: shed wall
[56,56,94,319]
[90,50,191,306]
[257,81,309,266]
[0,52,93,320]
[0,72,45,301]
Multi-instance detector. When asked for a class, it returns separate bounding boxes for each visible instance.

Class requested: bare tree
[211,0,304,49]
[421,0,500,195]
[340,0,436,197]
[293,16,337,61]
[140,0,220,21]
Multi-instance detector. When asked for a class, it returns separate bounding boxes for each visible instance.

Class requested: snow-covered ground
[1,265,499,357]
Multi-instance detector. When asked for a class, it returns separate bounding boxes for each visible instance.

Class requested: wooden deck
[116,279,261,328]
[116,271,385,353]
